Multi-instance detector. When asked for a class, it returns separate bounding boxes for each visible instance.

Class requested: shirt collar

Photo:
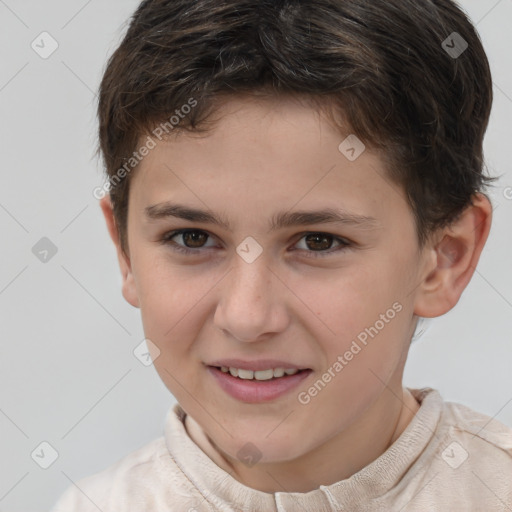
[164,387,443,511]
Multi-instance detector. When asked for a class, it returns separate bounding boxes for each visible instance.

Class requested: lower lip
[206,366,312,403]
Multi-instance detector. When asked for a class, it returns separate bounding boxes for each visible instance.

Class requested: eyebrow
[144,202,380,232]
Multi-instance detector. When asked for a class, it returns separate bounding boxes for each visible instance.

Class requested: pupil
[184,231,206,248]
[306,233,332,251]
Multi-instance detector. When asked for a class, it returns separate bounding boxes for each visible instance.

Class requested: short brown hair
[97,0,499,255]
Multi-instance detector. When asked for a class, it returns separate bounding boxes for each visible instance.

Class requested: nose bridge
[229,252,275,308]
[214,251,287,341]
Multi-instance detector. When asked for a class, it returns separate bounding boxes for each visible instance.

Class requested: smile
[207,365,313,403]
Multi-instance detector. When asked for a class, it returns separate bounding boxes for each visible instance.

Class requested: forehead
[129,95,411,233]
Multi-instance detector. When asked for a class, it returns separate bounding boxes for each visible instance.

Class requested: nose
[213,256,290,342]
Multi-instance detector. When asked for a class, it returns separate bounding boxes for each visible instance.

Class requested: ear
[413,192,493,317]
[99,195,140,308]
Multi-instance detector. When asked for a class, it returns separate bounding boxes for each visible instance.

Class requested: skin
[100,94,492,493]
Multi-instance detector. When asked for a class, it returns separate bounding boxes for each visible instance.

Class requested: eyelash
[160,229,352,258]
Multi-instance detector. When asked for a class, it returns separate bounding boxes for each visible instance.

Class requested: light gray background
[0,1,511,510]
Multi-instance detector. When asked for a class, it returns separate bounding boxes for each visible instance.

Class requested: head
[97,0,495,466]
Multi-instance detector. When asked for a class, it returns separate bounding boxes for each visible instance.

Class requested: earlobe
[99,195,140,309]
[413,193,492,318]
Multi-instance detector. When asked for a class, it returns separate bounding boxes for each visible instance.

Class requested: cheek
[134,254,229,381]
[135,250,206,321]
[298,268,410,395]
[300,266,403,343]
[133,254,200,350]
[295,310,408,438]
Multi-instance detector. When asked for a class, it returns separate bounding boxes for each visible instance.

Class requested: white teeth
[273,368,285,378]
[254,369,274,380]
[219,366,302,380]
[237,369,254,379]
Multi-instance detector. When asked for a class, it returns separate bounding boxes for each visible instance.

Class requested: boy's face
[106,95,434,465]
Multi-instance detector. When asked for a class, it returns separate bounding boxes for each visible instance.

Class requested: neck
[207,386,420,493]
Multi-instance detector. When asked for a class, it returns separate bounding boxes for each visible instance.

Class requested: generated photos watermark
[93,97,198,200]
[297,301,403,405]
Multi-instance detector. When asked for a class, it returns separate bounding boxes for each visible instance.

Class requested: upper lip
[206,359,311,371]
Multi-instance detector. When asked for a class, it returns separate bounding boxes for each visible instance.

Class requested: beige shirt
[51,387,512,511]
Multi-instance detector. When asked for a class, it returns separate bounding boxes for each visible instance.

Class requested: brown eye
[304,233,335,251]
[161,229,216,254]
[294,232,351,258]
[181,230,208,248]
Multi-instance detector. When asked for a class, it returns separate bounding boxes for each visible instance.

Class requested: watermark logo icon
[338,135,366,161]
[442,32,468,59]
[237,442,262,467]
[32,237,58,263]
[441,441,468,469]
[31,31,59,59]
[31,441,59,469]
[134,338,161,366]
[236,236,263,264]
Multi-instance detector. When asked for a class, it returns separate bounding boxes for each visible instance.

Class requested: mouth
[206,365,313,403]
